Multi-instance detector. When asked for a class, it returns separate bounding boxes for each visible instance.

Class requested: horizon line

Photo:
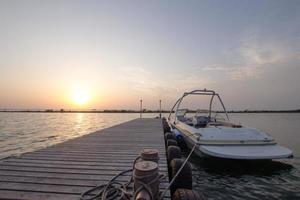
[0,108,300,113]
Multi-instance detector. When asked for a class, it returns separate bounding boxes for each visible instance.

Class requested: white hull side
[199,144,293,160]
[172,123,293,160]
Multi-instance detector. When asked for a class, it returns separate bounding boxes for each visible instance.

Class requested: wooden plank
[0,175,105,187]
[0,165,132,175]
[0,118,170,199]
[23,151,167,158]
[0,169,130,180]
[0,182,91,195]
[2,158,168,168]
[0,170,134,182]
[0,190,79,200]
[0,175,169,188]
[35,150,144,155]
[11,156,167,164]
[0,162,168,172]
[0,190,170,200]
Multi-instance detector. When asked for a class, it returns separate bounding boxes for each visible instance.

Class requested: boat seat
[192,116,209,127]
[177,115,187,122]
[208,122,223,126]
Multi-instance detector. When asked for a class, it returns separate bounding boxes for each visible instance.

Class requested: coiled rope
[80,156,140,200]
[80,144,197,200]
[134,171,163,200]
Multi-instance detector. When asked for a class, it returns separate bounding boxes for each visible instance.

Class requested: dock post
[134,161,159,200]
[140,99,143,118]
[159,99,162,118]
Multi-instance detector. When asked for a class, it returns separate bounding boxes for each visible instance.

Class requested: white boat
[168,89,293,160]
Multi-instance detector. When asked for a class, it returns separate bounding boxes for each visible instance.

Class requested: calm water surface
[0,112,299,199]
[189,113,300,200]
[0,112,142,159]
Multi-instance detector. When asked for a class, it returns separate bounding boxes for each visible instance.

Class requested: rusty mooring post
[141,149,159,163]
[134,161,160,200]
[135,189,151,200]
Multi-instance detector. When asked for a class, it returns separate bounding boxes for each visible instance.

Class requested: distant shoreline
[0,109,300,113]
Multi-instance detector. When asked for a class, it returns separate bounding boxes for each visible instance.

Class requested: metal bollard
[141,149,159,163]
[135,190,151,200]
[134,161,160,200]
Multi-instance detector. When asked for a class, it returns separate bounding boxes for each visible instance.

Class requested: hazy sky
[0,0,300,110]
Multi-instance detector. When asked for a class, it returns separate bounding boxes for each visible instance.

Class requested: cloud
[239,37,287,65]
[297,52,300,60]
[117,67,155,92]
[118,67,150,83]
[228,66,261,80]
[177,75,214,89]
[116,66,214,99]
[201,65,234,71]
[200,33,299,80]
[117,67,177,95]
[227,39,276,79]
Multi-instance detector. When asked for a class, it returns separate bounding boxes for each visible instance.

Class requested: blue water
[0,112,299,199]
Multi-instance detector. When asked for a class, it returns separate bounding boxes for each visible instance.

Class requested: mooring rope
[133,169,166,200]
[158,143,197,200]
[80,156,140,200]
[80,144,197,200]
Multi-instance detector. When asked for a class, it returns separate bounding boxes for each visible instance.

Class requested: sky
[0,0,300,110]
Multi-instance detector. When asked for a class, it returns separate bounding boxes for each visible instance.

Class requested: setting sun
[71,87,91,106]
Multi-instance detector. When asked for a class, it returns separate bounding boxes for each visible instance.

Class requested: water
[0,112,299,199]
[188,113,300,200]
[0,112,143,159]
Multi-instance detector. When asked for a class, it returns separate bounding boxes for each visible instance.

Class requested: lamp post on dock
[140,99,143,118]
[159,100,162,118]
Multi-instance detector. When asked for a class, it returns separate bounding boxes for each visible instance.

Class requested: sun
[72,87,91,106]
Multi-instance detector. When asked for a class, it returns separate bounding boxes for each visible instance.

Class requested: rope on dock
[80,144,197,200]
[159,143,197,200]
[80,156,141,200]
[80,156,165,200]
[80,168,133,200]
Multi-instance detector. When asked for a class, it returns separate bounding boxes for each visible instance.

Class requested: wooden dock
[0,118,170,199]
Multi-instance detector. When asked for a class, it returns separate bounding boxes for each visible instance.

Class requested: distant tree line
[0,109,300,113]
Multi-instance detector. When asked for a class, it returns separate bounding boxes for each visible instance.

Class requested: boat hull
[199,144,293,160]
[172,123,293,160]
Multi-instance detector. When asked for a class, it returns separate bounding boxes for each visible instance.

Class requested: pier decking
[0,118,170,199]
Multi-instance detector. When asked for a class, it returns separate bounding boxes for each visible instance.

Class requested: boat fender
[173,189,206,200]
[165,132,176,140]
[177,135,188,149]
[167,146,181,165]
[162,120,171,133]
[167,139,178,147]
[173,129,181,137]
[170,158,193,194]
[163,125,171,133]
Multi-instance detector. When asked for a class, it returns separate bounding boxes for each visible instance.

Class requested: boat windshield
[176,109,188,117]
[169,89,230,123]
[210,110,229,122]
[194,109,228,122]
